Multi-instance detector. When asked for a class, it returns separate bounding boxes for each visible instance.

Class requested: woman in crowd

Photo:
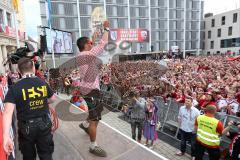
[143,97,158,149]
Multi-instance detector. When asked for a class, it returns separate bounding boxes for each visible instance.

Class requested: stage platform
[16,96,168,160]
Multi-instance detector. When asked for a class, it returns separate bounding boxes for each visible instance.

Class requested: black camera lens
[233,121,240,126]
[236,112,240,117]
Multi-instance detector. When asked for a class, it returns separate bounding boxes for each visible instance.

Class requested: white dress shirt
[178,106,200,132]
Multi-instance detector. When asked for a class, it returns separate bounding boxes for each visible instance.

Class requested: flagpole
[46,0,56,68]
[50,25,56,68]
[76,0,81,37]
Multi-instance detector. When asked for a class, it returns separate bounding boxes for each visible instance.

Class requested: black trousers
[195,141,220,160]
[65,85,70,95]
[180,129,196,157]
[18,116,54,160]
[130,121,143,141]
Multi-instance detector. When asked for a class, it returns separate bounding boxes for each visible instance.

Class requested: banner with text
[109,29,149,42]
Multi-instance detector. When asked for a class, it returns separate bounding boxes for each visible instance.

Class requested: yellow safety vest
[197,115,220,147]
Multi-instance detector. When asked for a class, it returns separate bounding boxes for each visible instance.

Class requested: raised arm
[90,21,109,56]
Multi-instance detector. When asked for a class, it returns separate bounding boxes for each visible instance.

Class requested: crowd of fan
[51,55,240,117]
[99,55,240,117]
[163,55,240,116]
[107,61,171,97]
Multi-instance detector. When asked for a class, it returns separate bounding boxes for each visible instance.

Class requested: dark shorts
[84,89,103,121]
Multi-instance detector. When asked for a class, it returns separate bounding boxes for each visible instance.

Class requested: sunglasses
[87,41,93,45]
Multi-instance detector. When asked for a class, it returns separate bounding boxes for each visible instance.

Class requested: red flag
[228,55,240,61]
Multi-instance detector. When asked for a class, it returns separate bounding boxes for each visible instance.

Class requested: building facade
[0,0,26,74]
[204,9,240,55]
[39,0,204,56]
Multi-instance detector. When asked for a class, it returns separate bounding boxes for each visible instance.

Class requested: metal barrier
[156,97,240,150]
[99,85,240,152]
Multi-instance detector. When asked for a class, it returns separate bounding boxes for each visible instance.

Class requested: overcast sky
[204,0,240,14]
[24,0,240,40]
[23,0,41,40]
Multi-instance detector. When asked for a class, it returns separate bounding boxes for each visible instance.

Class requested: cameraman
[3,58,56,160]
[222,120,240,160]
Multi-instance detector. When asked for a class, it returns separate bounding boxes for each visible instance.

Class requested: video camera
[233,121,240,126]
[4,42,43,65]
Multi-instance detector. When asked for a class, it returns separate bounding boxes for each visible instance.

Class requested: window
[58,4,65,15]
[159,0,165,7]
[221,38,240,48]
[210,41,214,49]
[176,0,183,8]
[192,1,198,9]
[112,6,117,16]
[139,0,145,5]
[6,12,11,27]
[0,9,3,24]
[59,18,65,29]
[159,9,165,18]
[159,20,166,29]
[80,4,88,15]
[176,21,182,29]
[139,8,146,17]
[192,11,198,20]
[228,26,232,36]
[211,19,215,27]
[237,38,240,47]
[217,29,221,37]
[64,3,73,15]
[232,38,236,47]
[65,18,74,29]
[73,4,77,15]
[117,6,124,16]
[74,18,78,28]
[80,17,89,29]
[220,40,225,48]
[208,30,211,39]
[135,8,139,17]
[176,10,182,19]
[52,17,60,28]
[118,19,127,28]
[221,16,225,25]
[170,21,176,30]
[106,6,113,16]
[233,13,238,23]
[151,0,158,6]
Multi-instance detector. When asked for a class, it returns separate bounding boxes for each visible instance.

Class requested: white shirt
[192,99,199,107]
[178,106,200,132]
[217,99,228,114]
[227,99,239,114]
